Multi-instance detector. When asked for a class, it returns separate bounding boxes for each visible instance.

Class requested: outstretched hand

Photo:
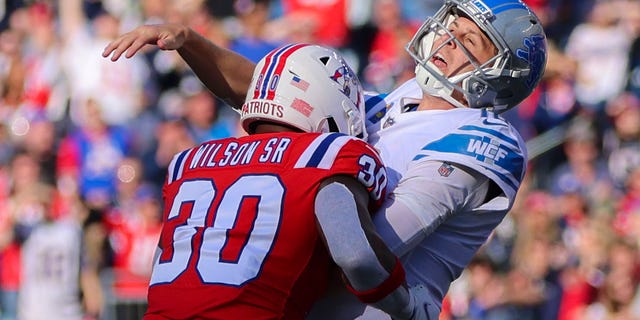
[102,23,189,61]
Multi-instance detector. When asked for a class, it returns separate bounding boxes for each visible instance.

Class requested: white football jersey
[18,220,83,320]
[366,79,526,204]
[308,79,527,319]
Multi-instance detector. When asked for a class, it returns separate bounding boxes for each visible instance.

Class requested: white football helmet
[406,0,548,113]
[240,44,366,140]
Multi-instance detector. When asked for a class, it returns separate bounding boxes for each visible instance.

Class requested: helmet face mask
[241,44,367,140]
[406,0,547,113]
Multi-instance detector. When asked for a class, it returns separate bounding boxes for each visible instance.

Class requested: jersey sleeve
[411,111,527,211]
[374,160,491,257]
[342,137,388,206]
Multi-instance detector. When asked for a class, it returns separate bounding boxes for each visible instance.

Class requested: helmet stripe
[474,0,528,14]
[253,44,293,99]
[255,44,309,100]
[266,44,309,100]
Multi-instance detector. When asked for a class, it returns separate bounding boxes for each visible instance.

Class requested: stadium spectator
[564,1,633,118]
[227,0,283,63]
[56,96,132,210]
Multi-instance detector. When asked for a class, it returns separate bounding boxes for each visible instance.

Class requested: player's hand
[102,23,189,61]
[407,284,432,320]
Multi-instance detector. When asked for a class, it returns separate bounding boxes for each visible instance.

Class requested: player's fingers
[103,26,183,60]
[102,38,122,59]
[104,25,163,60]
[102,33,139,60]
[123,38,148,59]
[104,35,150,61]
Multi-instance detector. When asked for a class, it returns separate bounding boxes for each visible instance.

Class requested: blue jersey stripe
[365,93,387,113]
[486,166,520,191]
[172,150,189,182]
[412,153,520,192]
[420,133,524,179]
[305,133,344,167]
[458,125,518,146]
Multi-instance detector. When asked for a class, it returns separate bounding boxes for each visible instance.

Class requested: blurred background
[0,0,639,319]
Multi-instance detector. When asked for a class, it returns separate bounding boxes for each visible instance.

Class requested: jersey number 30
[149,175,283,287]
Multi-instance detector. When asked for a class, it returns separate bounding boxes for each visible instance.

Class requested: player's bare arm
[102,23,254,108]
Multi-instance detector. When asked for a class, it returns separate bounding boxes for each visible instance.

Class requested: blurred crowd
[0,0,639,319]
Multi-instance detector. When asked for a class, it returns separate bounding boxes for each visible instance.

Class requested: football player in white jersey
[103,0,547,318]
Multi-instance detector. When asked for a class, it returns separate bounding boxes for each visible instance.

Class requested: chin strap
[416,61,469,110]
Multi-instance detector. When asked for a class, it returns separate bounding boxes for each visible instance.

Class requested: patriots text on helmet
[242,101,285,118]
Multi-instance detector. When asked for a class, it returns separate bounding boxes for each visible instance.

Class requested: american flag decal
[438,163,454,177]
[291,75,310,91]
[291,98,314,117]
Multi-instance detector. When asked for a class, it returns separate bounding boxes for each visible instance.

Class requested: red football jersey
[145,132,387,320]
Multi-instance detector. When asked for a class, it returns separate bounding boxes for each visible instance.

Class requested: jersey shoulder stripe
[412,111,526,195]
[364,92,389,124]
[294,133,353,169]
[458,125,519,146]
[364,92,387,113]
[168,149,192,184]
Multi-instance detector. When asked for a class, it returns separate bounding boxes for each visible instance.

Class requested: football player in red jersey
[144,44,427,320]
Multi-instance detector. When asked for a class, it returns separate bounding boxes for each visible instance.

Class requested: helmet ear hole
[319,56,330,65]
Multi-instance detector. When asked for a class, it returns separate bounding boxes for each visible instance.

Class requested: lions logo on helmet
[517,34,546,90]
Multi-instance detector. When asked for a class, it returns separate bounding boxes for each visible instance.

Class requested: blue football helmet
[406,0,548,113]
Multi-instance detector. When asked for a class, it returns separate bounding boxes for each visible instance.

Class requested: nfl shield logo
[438,163,454,177]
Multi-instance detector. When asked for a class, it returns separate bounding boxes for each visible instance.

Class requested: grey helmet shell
[406,0,548,113]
